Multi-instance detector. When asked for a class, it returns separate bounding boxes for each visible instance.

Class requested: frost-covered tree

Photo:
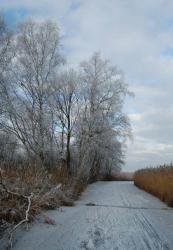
[1,19,63,166]
[50,69,80,172]
[75,53,130,180]
[0,17,131,178]
[0,14,14,117]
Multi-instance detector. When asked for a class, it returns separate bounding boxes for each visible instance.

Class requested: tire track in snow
[133,211,170,250]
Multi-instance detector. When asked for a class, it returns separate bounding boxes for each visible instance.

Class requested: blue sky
[4,8,28,27]
[1,0,173,171]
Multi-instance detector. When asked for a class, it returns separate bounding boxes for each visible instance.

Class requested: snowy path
[13,182,173,250]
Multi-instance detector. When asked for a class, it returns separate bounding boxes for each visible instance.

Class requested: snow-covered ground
[13,182,173,250]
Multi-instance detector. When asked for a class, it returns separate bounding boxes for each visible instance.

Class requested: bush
[0,163,81,238]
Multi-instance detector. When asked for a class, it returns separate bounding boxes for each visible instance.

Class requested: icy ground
[13,182,173,250]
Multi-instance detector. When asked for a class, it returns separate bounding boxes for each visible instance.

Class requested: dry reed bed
[134,164,173,207]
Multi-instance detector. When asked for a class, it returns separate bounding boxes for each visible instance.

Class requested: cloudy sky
[1,0,173,171]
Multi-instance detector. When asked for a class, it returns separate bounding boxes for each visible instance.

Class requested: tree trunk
[66,131,71,173]
[66,112,71,173]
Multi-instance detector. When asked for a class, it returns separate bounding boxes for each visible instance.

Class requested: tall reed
[134,164,173,207]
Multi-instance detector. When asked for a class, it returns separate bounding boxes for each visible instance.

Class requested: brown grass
[0,163,79,227]
[0,163,81,248]
[134,164,173,207]
[0,162,89,248]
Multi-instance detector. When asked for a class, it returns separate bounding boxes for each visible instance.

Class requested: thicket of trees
[0,16,131,181]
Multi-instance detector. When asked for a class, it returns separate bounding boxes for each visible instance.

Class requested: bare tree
[51,69,80,172]
[0,131,18,162]
[1,19,63,166]
[0,15,13,75]
[76,52,130,180]
[0,14,14,117]
[0,18,131,180]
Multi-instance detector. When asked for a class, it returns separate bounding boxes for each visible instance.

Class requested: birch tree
[0,17,131,178]
[0,14,14,117]
[76,53,130,180]
[2,19,63,166]
[51,69,80,172]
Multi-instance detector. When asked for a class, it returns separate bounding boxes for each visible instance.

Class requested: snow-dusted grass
[134,165,173,207]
